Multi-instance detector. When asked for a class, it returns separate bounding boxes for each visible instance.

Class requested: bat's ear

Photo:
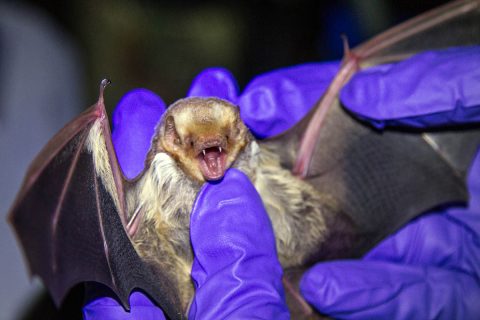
[164,116,181,147]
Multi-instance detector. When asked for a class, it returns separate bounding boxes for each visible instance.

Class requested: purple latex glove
[340,46,480,129]
[83,291,166,320]
[301,46,480,319]
[111,88,166,179]
[188,169,288,319]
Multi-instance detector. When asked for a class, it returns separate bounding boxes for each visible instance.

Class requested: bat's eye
[190,141,194,147]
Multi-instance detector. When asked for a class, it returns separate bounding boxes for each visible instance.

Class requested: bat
[8,0,480,319]
[128,96,343,313]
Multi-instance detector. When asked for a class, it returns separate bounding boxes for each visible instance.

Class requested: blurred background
[0,0,449,319]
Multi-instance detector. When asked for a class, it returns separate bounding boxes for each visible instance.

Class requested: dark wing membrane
[8,91,183,319]
[305,102,478,256]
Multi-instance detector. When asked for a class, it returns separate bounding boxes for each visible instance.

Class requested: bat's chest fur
[128,140,331,310]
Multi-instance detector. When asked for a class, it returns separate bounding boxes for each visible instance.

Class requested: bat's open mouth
[198,146,227,181]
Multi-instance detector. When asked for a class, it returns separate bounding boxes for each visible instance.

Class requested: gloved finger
[364,211,480,277]
[187,67,240,103]
[112,88,165,179]
[83,291,166,320]
[340,46,480,129]
[238,61,340,138]
[189,169,289,320]
[300,260,480,320]
[446,147,480,237]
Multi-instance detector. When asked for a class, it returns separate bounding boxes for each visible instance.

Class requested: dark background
[22,0,449,108]
[1,0,450,319]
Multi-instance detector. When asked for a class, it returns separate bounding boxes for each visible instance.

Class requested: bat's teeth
[219,147,222,153]
[202,149,206,156]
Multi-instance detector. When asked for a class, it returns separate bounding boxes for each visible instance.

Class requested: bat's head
[155,97,251,182]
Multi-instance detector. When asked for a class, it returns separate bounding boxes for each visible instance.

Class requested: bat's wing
[264,0,480,257]
[306,103,479,256]
[8,80,183,319]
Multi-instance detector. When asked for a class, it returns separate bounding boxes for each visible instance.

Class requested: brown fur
[129,97,332,311]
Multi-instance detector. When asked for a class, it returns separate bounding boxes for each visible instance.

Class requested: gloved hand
[300,46,480,319]
[188,169,288,319]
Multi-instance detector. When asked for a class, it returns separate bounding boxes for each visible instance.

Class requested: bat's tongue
[199,147,227,181]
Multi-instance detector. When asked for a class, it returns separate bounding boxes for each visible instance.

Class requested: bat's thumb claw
[341,34,352,58]
[341,35,360,69]
[100,78,112,91]
[98,78,112,105]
